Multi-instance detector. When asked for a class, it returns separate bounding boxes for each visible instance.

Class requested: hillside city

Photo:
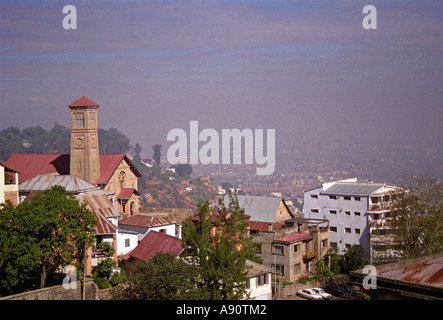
[0,96,442,304]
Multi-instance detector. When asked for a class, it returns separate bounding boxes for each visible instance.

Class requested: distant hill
[132,161,218,210]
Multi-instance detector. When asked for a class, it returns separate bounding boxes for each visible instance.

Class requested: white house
[245,260,273,300]
[118,214,181,241]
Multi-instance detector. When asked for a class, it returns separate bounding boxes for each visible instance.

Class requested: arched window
[118,171,126,188]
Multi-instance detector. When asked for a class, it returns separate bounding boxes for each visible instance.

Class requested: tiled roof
[4,153,141,185]
[122,231,183,262]
[68,96,99,107]
[97,154,142,184]
[116,188,140,200]
[274,230,311,243]
[4,154,70,182]
[119,214,173,228]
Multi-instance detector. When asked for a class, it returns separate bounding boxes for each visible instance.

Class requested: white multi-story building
[303,178,400,262]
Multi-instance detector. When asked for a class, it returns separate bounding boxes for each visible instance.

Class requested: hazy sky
[1,0,442,157]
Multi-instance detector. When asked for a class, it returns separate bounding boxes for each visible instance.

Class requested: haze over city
[1,0,442,170]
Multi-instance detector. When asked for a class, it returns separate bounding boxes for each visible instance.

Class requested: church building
[4,96,142,217]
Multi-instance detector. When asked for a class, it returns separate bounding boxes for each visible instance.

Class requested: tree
[388,176,443,259]
[0,186,97,293]
[129,252,199,300]
[182,194,253,300]
[99,127,132,154]
[174,163,193,177]
[339,245,366,274]
[132,142,142,163]
[152,144,162,166]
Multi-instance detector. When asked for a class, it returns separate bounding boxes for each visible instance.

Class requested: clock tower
[68,96,101,185]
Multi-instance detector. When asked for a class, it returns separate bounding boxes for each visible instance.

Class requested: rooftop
[68,96,99,108]
[119,214,173,228]
[121,231,183,262]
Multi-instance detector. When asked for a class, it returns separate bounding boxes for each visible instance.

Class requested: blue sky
[0,0,442,156]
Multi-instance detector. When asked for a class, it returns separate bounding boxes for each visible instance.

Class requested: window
[329,195,338,200]
[256,274,268,286]
[330,226,337,232]
[344,196,351,201]
[310,194,318,199]
[354,212,361,216]
[294,244,300,253]
[272,264,285,275]
[89,114,95,127]
[311,209,319,213]
[273,245,284,255]
[329,210,337,215]
[354,197,361,201]
[331,242,337,249]
[125,238,130,247]
[294,263,301,274]
[75,115,85,128]
[345,244,351,249]
[345,228,351,234]
[321,239,328,248]
[253,243,262,253]
[355,228,361,234]
[345,211,350,216]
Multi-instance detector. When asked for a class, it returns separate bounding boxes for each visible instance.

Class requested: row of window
[310,194,361,201]
[271,262,312,276]
[310,209,362,216]
[74,115,95,128]
[253,240,328,256]
[330,226,361,234]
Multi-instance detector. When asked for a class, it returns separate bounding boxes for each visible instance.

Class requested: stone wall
[0,278,99,300]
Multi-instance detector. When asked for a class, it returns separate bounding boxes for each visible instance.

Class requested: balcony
[303,251,317,260]
[368,202,393,212]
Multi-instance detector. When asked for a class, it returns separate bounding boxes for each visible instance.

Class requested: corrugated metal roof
[20,174,99,193]
[224,195,283,223]
[119,214,173,228]
[76,190,120,219]
[322,182,384,196]
[123,231,183,262]
[379,256,443,288]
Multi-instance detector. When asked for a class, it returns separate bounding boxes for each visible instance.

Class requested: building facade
[0,162,19,205]
[303,178,400,262]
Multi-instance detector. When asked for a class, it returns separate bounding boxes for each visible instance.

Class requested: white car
[297,289,323,300]
[312,287,332,299]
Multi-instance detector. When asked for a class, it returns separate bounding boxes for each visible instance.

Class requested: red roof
[119,215,173,228]
[122,231,183,262]
[3,154,70,182]
[97,154,142,185]
[68,96,99,107]
[275,230,311,243]
[4,153,141,184]
[116,188,140,200]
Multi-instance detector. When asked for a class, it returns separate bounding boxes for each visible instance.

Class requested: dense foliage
[0,186,97,295]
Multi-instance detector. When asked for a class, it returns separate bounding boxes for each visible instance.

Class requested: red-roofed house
[121,231,184,277]
[251,217,330,282]
[3,96,142,217]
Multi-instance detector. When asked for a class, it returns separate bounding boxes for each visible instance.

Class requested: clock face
[75,138,83,147]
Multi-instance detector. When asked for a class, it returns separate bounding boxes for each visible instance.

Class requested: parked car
[311,287,332,300]
[297,289,323,300]
[325,284,350,298]
[339,283,357,295]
